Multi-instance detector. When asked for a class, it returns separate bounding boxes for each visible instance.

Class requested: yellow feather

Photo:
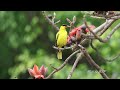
[56,25,68,59]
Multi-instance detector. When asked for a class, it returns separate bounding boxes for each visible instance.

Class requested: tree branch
[67,52,83,79]
[78,44,109,79]
[98,19,116,36]
[105,23,120,40]
[52,45,74,51]
[42,11,59,31]
[84,18,120,43]
[93,19,115,34]
[84,18,106,43]
[45,50,80,79]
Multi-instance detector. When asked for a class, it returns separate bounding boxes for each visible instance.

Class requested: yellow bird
[56,24,68,59]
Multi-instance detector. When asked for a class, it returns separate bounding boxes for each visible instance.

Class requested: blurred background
[0,11,120,79]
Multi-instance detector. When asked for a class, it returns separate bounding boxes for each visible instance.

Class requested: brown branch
[90,39,99,53]
[52,45,74,51]
[93,19,115,34]
[105,54,120,62]
[105,23,120,41]
[99,19,116,36]
[42,11,59,31]
[81,33,95,39]
[67,52,83,79]
[110,15,120,19]
[78,44,109,79]
[45,50,80,79]
[84,18,107,43]
[84,18,120,43]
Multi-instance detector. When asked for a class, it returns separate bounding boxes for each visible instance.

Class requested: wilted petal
[28,68,35,76]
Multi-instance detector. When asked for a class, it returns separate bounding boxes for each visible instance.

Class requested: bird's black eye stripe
[62,24,67,26]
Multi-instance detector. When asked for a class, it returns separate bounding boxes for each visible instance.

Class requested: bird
[56,24,68,59]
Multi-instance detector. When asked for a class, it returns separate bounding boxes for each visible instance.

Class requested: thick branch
[42,11,59,31]
[67,52,83,79]
[78,45,109,79]
[93,19,115,34]
[84,19,106,43]
[99,19,116,36]
[80,19,115,45]
[45,50,80,79]
[84,18,119,43]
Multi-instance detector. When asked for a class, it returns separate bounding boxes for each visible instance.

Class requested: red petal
[39,65,48,76]
[34,75,41,79]
[34,75,45,79]
[39,65,45,75]
[41,75,44,79]
[69,28,77,36]
[28,68,35,76]
[33,64,40,75]
[85,29,89,32]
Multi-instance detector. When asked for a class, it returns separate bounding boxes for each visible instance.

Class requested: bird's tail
[57,50,62,60]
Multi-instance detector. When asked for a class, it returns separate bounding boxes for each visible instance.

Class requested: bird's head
[60,24,68,30]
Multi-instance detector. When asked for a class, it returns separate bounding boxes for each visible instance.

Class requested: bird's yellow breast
[56,30,67,47]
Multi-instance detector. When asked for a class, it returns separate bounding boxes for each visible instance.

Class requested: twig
[105,23,120,41]
[90,16,106,19]
[84,18,106,43]
[81,33,95,39]
[49,64,58,71]
[66,16,76,32]
[81,21,120,45]
[90,40,98,52]
[110,15,120,20]
[42,11,59,31]
[90,40,120,63]
[67,52,83,79]
[52,45,74,51]
[45,50,80,79]
[84,18,120,43]
[78,44,109,79]
[105,54,120,62]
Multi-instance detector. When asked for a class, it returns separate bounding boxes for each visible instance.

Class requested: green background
[0,11,120,79]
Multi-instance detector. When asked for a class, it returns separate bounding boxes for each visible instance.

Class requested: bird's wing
[56,32,59,40]
[55,32,59,46]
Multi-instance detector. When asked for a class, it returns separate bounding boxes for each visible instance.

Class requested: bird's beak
[65,26,67,28]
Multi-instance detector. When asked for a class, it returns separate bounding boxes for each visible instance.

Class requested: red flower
[28,64,47,79]
[67,24,96,45]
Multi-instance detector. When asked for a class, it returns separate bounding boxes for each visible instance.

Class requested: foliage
[0,11,120,79]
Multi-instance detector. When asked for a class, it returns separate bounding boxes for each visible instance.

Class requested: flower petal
[34,75,41,79]
[28,68,35,76]
[34,75,44,79]
[39,65,46,75]
[40,75,44,79]
[33,64,40,75]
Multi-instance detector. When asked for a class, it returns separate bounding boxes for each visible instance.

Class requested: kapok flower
[28,64,47,79]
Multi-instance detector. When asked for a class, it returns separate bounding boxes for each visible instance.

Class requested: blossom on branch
[28,64,47,79]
